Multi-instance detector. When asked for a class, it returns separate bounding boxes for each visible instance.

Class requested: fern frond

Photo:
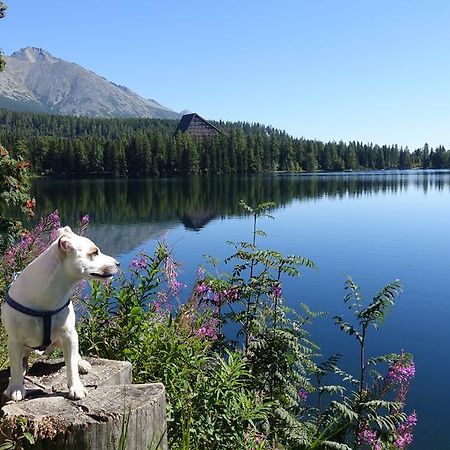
[329,400,358,421]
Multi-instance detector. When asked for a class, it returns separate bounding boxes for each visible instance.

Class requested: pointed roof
[174,113,222,135]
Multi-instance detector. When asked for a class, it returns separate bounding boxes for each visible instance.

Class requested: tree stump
[0,358,167,450]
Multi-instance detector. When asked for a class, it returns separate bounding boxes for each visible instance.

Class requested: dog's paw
[78,358,91,374]
[68,383,88,400]
[5,384,26,401]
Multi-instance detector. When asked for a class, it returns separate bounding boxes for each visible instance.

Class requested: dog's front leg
[5,339,27,401]
[61,330,87,400]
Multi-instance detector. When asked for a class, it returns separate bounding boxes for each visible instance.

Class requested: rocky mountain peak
[0,47,181,119]
[11,47,56,63]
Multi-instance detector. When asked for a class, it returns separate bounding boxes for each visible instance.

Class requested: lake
[31,171,450,449]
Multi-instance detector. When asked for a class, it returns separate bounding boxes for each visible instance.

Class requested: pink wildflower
[157,291,168,303]
[47,210,61,229]
[223,287,239,301]
[130,255,147,270]
[80,214,90,226]
[298,388,308,402]
[272,283,282,298]
[196,317,219,340]
[164,255,185,295]
[386,355,415,405]
[358,425,381,450]
[387,363,415,384]
[394,412,417,449]
[195,282,210,294]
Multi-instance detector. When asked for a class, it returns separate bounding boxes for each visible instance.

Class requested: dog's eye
[90,248,99,257]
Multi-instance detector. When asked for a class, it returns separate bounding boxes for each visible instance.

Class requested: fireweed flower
[386,362,416,384]
[196,317,219,340]
[298,389,308,402]
[80,214,90,226]
[223,287,239,301]
[358,425,381,450]
[271,283,282,298]
[3,210,62,276]
[130,257,147,270]
[79,214,90,234]
[195,282,210,294]
[48,210,61,229]
[196,266,206,279]
[196,325,218,340]
[394,412,417,449]
[164,255,185,295]
[385,354,416,405]
[157,291,168,304]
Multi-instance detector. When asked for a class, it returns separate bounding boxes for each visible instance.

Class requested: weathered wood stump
[0,358,167,450]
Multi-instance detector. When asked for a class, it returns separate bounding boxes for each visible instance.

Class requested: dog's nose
[115,260,120,267]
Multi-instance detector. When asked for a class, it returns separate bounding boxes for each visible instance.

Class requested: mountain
[0,47,180,119]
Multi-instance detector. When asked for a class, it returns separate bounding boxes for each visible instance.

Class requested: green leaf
[23,431,35,444]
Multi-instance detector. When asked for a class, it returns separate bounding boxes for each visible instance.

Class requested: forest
[0,108,448,177]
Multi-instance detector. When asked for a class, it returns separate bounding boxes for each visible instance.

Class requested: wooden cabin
[174,113,222,139]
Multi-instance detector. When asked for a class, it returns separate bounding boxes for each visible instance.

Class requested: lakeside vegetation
[1,108,449,177]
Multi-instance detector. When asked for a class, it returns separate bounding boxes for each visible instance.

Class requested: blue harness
[5,292,70,351]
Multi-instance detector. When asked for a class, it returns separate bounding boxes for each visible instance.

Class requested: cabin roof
[174,113,222,135]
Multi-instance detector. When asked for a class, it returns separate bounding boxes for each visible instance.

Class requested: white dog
[1,226,120,401]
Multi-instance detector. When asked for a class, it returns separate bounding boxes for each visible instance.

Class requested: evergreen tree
[422,143,430,168]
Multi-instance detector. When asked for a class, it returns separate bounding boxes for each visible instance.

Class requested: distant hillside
[0,47,180,119]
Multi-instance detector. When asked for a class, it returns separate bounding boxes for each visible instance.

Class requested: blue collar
[5,292,70,350]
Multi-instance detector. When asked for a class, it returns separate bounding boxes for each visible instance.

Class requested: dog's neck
[8,241,81,311]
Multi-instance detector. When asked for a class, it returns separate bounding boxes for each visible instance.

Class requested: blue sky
[1,0,449,150]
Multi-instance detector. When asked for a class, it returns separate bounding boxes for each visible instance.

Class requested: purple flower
[197,325,217,339]
[195,282,210,294]
[387,362,415,384]
[157,291,168,303]
[165,255,185,295]
[196,317,219,340]
[81,214,90,226]
[394,412,417,449]
[130,257,147,270]
[196,266,205,279]
[48,210,61,228]
[298,389,308,402]
[358,425,381,450]
[271,283,282,298]
[223,287,239,301]
[50,229,59,241]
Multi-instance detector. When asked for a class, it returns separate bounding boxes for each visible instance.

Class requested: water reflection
[31,171,450,228]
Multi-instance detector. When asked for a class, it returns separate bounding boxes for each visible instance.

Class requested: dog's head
[56,226,120,281]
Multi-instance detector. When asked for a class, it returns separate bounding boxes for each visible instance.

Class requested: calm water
[31,171,450,449]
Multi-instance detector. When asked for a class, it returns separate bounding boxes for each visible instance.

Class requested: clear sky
[0,0,449,150]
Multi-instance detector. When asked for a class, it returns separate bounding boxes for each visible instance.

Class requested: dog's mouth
[89,272,113,280]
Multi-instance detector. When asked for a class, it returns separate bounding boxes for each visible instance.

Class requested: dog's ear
[58,236,74,254]
[56,226,73,238]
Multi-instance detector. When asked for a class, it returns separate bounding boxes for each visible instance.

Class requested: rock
[0,358,167,450]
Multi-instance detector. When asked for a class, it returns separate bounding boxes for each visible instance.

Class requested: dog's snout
[115,260,120,267]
